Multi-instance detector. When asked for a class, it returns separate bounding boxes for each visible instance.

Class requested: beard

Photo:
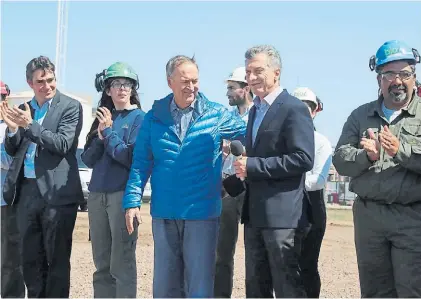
[228,95,246,107]
[388,84,409,103]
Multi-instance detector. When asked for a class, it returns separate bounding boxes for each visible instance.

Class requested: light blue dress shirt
[23,98,52,178]
[7,98,52,178]
[252,86,283,145]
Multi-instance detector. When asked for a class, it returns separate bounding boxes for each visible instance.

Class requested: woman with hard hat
[81,62,145,298]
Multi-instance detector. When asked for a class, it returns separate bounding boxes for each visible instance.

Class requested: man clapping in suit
[2,56,84,298]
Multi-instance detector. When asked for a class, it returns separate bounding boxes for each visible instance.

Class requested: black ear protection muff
[369,55,376,72]
[134,74,140,90]
[413,48,420,64]
[94,70,107,92]
[316,97,323,112]
[128,74,140,91]
[5,84,10,96]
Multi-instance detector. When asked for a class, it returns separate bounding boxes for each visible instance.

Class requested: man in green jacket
[333,40,421,298]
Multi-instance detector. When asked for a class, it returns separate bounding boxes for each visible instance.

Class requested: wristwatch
[23,121,33,131]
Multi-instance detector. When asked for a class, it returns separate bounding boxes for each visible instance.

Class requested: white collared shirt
[306,131,332,191]
[261,86,283,106]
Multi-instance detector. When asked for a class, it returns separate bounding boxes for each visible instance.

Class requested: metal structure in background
[326,148,357,205]
[55,0,69,89]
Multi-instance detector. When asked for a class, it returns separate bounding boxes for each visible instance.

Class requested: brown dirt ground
[69,205,360,298]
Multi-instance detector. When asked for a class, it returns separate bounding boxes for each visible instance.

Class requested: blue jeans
[152,218,220,298]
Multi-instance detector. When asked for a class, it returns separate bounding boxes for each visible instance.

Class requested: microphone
[230,140,245,181]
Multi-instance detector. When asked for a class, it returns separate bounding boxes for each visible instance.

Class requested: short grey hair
[166,55,198,78]
[245,45,282,70]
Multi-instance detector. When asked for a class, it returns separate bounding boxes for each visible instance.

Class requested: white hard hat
[226,66,247,83]
[292,87,318,105]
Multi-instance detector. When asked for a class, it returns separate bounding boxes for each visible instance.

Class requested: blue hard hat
[369,40,420,72]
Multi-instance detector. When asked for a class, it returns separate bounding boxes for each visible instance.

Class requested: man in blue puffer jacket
[123,55,246,298]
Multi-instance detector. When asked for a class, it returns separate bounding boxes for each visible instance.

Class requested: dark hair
[303,100,317,112]
[26,56,55,81]
[237,82,247,89]
[85,78,142,147]
[235,81,254,99]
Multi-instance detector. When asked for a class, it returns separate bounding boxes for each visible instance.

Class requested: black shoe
[79,203,88,212]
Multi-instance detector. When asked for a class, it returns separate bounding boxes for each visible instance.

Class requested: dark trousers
[214,192,244,298]
[353,198,421,298]
[299,189,326,298]
[16,179,78,298]
[1,205,25,298]
[244,225,307,298]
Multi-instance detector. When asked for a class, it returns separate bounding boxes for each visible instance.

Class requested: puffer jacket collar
[152,92,211,125]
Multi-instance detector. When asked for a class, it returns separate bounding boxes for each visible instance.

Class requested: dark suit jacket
[240,89,315,228]
[3,90,84,206]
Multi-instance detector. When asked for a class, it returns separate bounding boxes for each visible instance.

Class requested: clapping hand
[379,126,400,157]
[360,128,380,162]
[0,101,19,133]
[96,107,113,140]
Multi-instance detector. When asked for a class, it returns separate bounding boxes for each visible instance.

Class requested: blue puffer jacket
[123,92,246,220]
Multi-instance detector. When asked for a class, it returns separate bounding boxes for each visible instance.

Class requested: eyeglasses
[110,81,133,90]
[380,71,414,82]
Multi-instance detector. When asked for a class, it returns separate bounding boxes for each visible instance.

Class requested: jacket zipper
[170,113,204,218]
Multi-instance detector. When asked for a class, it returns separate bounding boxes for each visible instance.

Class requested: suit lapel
[28,102,35,119]
[252,91,285,149]
[246,106,256,154]
[21,100,35,142]
[40,91,61,131]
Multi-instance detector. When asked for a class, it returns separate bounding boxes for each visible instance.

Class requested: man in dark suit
[2,56,84,298]
[232,45,315,298]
